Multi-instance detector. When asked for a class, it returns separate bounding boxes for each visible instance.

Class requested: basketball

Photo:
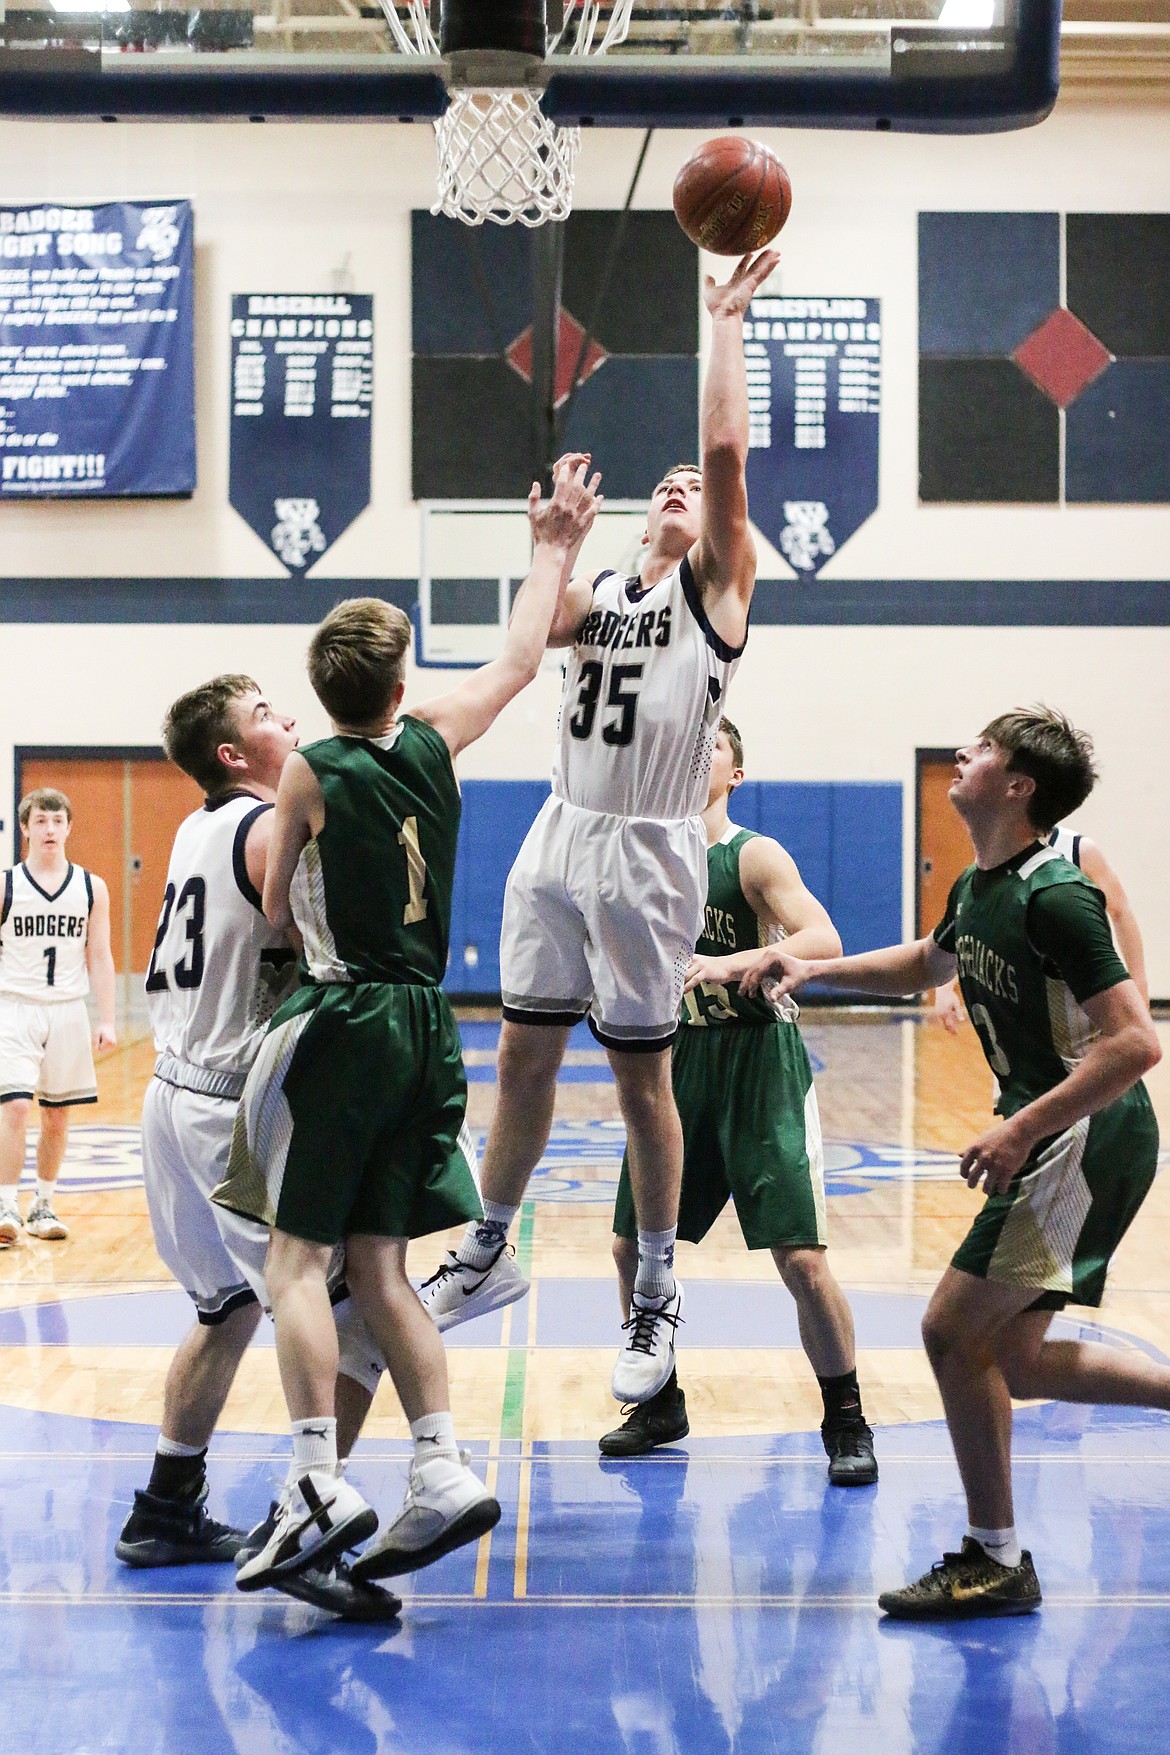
[672,136,792,256]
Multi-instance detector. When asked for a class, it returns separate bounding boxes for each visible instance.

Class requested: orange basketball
[672,136,792,256]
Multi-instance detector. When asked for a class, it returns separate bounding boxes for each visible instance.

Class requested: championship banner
[0,199,195,498]
[744,296,881,576]
[229,294,373,573]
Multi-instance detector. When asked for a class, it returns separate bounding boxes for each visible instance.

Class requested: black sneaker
[823,1420,878,1487]
[599,1374,689,1457]
[234,1500,280,1569]
[879,1537,1042,1620]
[116,1482,246,1568]
[273,1558,403,1622]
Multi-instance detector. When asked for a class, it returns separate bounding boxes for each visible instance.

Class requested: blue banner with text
[0,199,195,499]
[745,296,881,576]
[229,293,373,573]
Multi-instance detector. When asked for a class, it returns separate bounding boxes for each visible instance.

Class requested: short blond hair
[19,788,72,830]
[307,597,411,727]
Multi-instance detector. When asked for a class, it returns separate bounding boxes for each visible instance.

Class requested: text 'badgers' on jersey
[0,862,93,1001]
[554,555,744,821]
[146,790,298,1086]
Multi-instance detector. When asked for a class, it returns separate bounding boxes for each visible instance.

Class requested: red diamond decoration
[506,308,608,409]
[1012,307,1113,409]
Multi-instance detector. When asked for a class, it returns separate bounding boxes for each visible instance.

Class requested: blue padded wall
[445,780,902,994]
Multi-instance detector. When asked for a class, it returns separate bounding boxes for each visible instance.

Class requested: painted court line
[3,1590,1169,1611]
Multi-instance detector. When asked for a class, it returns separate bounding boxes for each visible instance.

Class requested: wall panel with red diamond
[919,211,1170,506]
[411,212,698,502]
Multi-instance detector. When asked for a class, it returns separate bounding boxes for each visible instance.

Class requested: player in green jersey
[602,719,877,1486]
[215,457,603,1595]
[719,705,1163,1621]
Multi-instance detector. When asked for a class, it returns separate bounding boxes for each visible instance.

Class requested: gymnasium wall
[0,96,1167,993]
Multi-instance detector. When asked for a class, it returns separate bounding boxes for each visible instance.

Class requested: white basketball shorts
[141,1077,271,1324]
[141,1076,387,1390]
[499,795,707,1050]
[0,995,97,1107]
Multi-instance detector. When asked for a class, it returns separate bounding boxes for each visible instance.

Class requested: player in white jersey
[421,249,779,1403]
[0,788,116,1247]
[935,821,1149,1030]
[116,674,399,1621]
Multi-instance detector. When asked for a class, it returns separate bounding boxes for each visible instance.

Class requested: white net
[378,0,633,227]
[434,89,580,228]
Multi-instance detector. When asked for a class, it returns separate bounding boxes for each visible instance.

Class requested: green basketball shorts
[212,980,481,1246]
[613,1022,827,1250]
[951,1083,1159,1310]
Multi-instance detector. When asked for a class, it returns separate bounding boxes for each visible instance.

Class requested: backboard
[415,497,650,667]
[0,0,1060,133]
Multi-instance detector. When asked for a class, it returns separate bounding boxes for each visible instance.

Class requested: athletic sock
[968,1524,1022,1569]
[35,1178,56,1205]
[0,1191,18,1216]
[458,1200,519,1271]
[410,1411,460,1465]
[148,1439,207,1502]
[289,1416,338,1482]
[634,1228,677,1301]
[818,1368,865,1428]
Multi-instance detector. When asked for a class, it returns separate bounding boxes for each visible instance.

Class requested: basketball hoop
[378,0,633,228]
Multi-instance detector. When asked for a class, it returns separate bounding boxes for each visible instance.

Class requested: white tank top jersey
[147,791,295,1078]
[0,863,93,1001]
[1047,825,1082,867]
[553,554,744,821]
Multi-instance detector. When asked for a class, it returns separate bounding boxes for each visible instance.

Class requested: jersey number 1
[398,818,428,926]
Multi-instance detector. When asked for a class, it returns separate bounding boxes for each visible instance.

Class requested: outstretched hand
[738,945,813,1000]
[703,249,781,321]
[528,453,603,556]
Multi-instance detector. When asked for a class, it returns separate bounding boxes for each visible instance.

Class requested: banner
[745,297,881,576]
[229,294,373,573]
[0,200,195,498]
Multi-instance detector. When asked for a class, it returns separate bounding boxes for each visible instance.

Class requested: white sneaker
[418,1247,530,1333]
[352,1451,500,1581]
[25,1198,68,1241]
[235,1469,378,1591]
[611,1284,685,1404]
[0,1206,21,1248]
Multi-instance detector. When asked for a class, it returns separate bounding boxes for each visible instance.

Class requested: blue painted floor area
[2,1401,1169,1754]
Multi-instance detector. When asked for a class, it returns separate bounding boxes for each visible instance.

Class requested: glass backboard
[0,0,1059,132]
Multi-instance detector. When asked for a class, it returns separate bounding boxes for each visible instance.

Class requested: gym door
[916,748,975,940]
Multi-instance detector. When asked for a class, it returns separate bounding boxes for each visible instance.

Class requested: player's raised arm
[691,249,780,648]
[86,874,117,1050]
[261,752,319,933]
[414,458,603,758]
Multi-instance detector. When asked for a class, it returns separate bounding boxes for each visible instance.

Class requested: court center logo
[271,497,326,569]
[780,500,836,572]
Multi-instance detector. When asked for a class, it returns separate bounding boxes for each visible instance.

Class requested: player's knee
[1,1096,33,1129]
[921,1302,963,1368]
[496,1021,561,1092]
[774,1246,827,1301]
[39,1103,69,1136]
[219,1297,263,1350]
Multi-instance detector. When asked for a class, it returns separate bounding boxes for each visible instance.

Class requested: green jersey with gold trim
[680,824,794,1028]
[934,842,1130,1120]
[291,718,459,987]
